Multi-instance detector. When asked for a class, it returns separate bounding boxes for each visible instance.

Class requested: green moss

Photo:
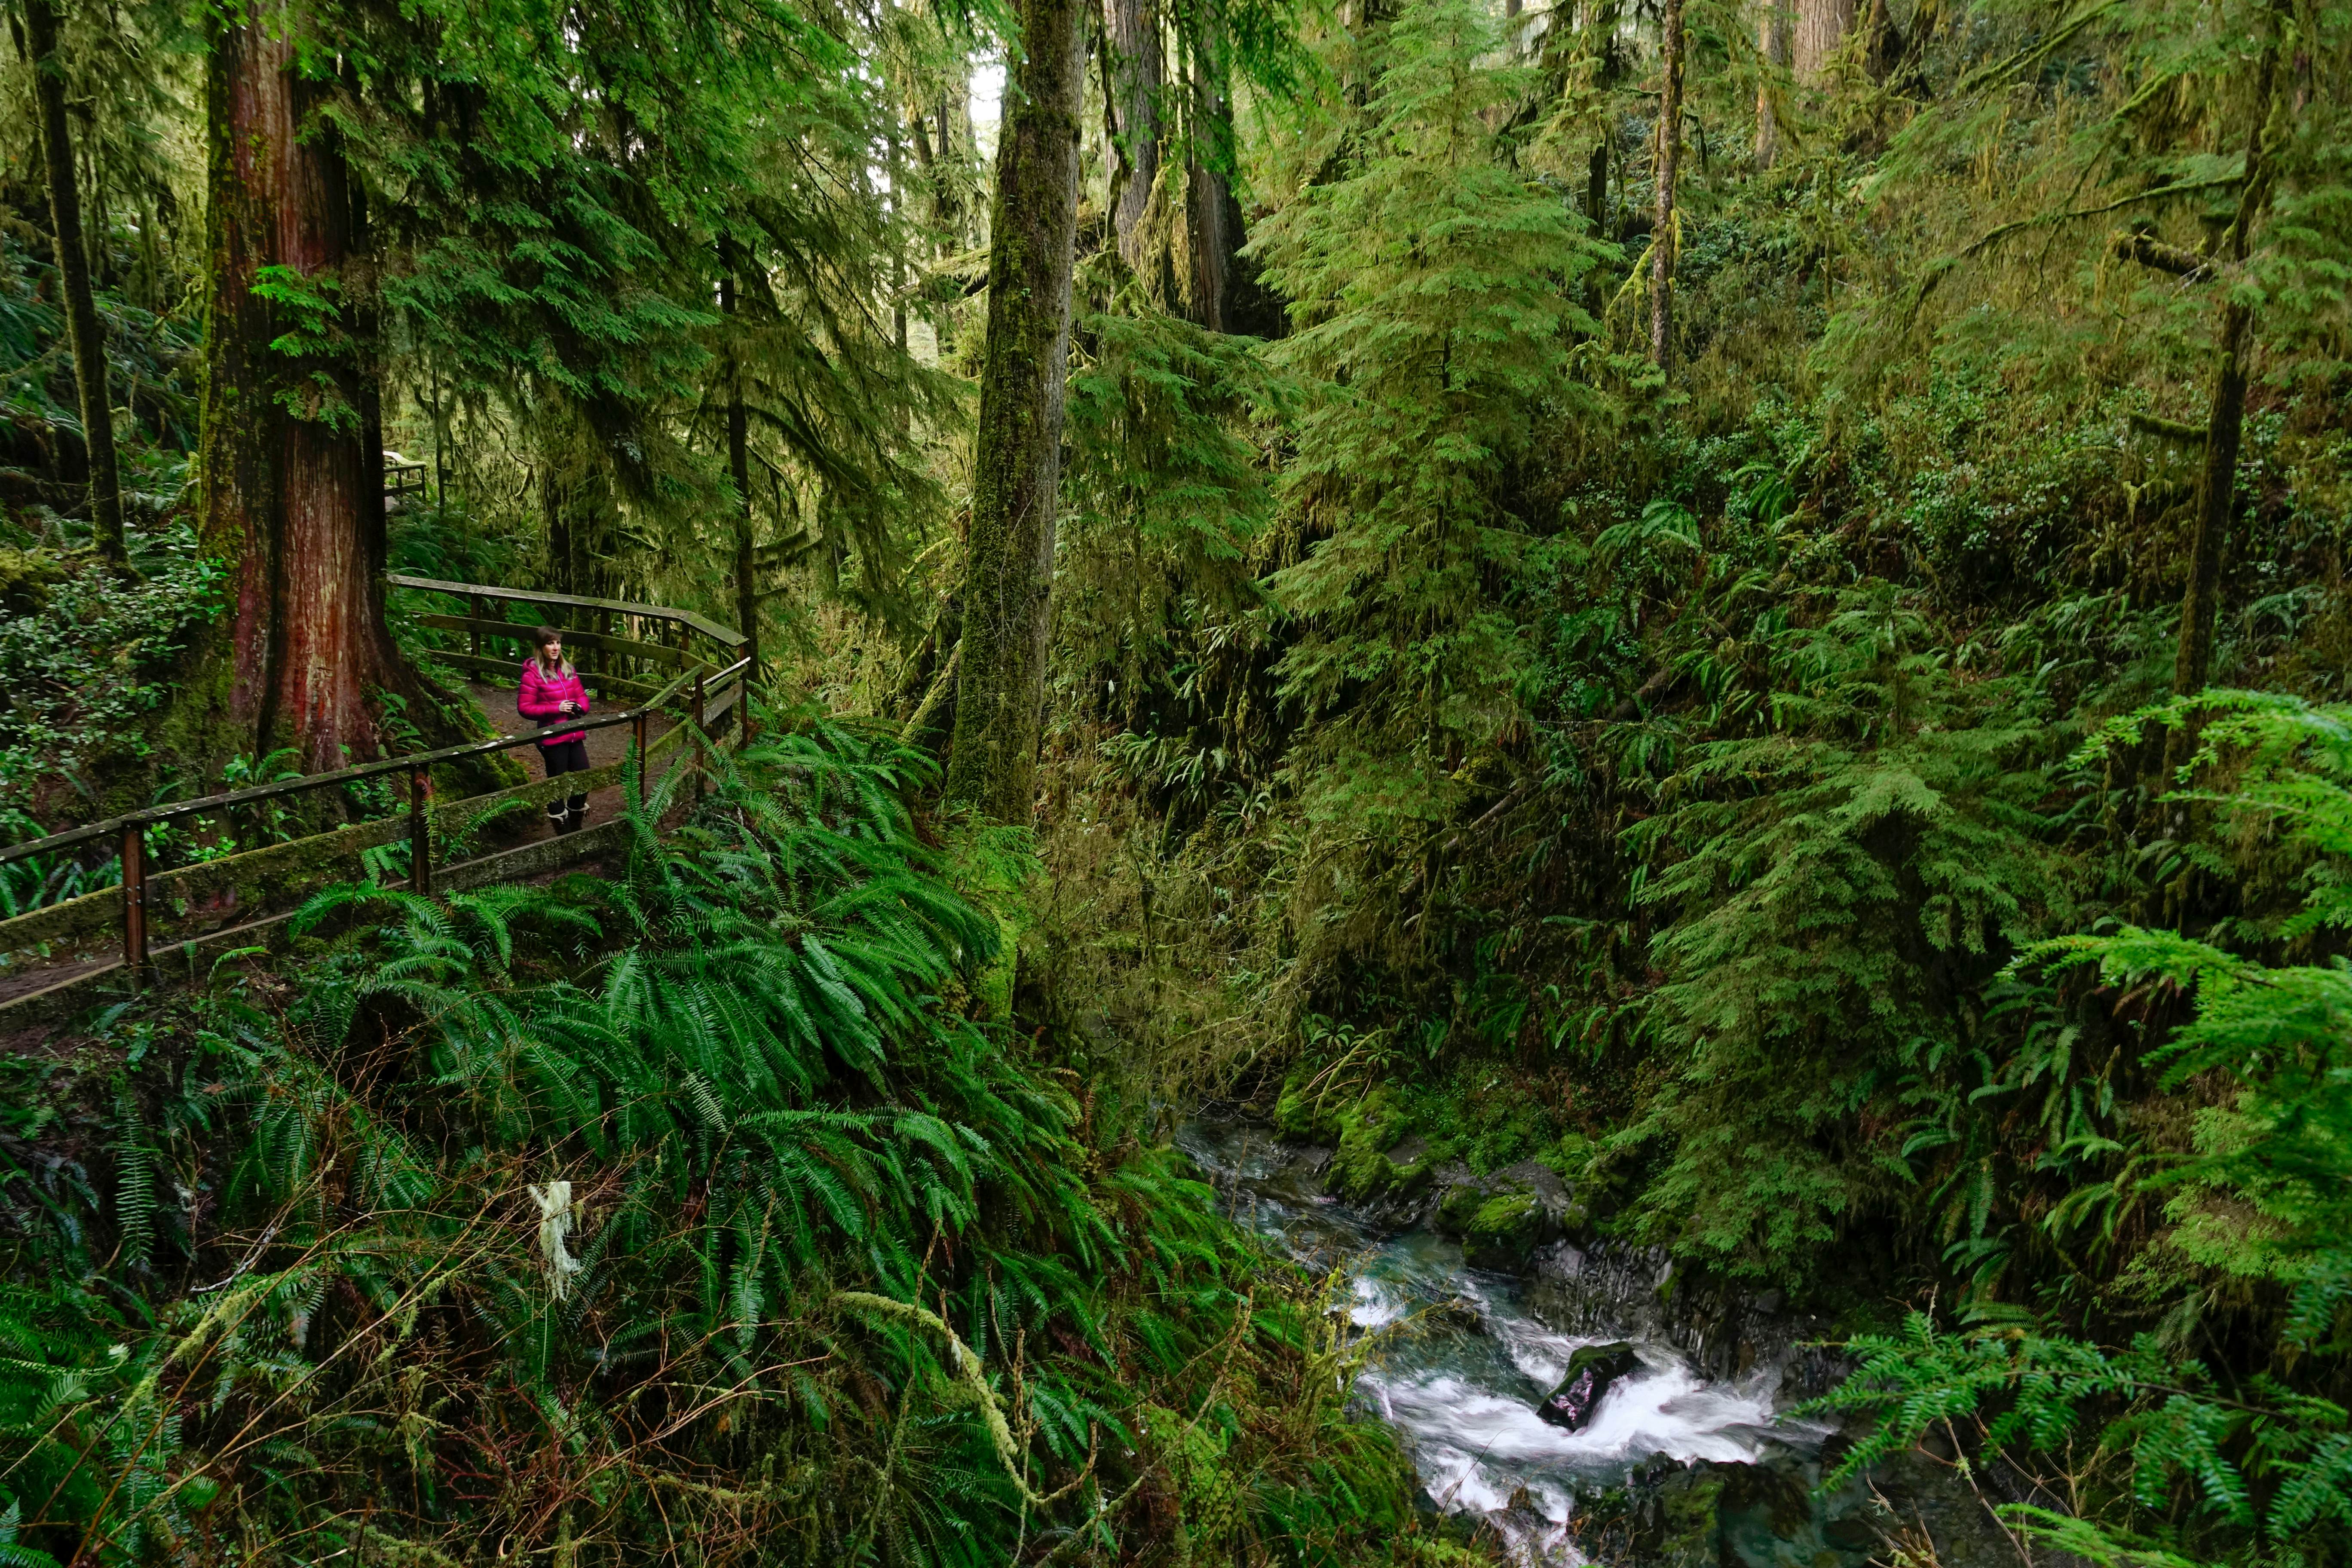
[1435,1182,1484,1234]
[0,546,63,614]
[942,821,1040,1023]
[1328,1084,1419,1199]
[1273,1067,1338,1141]
[1460,1188,1545,1268]
[1537,1130,1594,1176]
[1467,1190,1538,1242]
[1657,1469,1727,1568]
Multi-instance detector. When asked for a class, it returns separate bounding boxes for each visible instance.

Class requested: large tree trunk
[1180,61,1279,335]
[1792,0,1853,86]
[722,270,759,679]
[2174,301,2251,695]
[537,406,615,600]
[1755,0,1791,169]
[2174,9,2284,696]
[193,8,444,778]
[25,0,125,565]
[1185,156,1234,334]
[1102,0,1160,267]
[1651,0,1683,374]
[943,0,1084,822]
[1182,53,1238,331]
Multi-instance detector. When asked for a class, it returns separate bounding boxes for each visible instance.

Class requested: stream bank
[1178,1121,2054,1567]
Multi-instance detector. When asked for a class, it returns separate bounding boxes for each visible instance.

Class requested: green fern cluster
[1808,694,2352,1568]
[0,714,1453,1567]
[1621,584,2080,1275]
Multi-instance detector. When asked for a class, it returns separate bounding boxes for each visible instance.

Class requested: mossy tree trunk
[1184,109,1236,333]
[541,446,616,601]
[1650,0,1682,374]
[2174,6,2285,696]
[2175,302,2254,696]
[1755,0,1790,170]
[1102,0,1160,266]
[190,6,457,779]
[723,267,759,677]
[1180,56,1274,336]
[943,0,1084,822]
[25,0,125,566]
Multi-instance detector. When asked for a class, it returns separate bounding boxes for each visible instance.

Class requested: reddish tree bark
[194,9,445,777]
[1755,0,1791,170]
[1652,0,1683,374]
[1181,62,1278,336]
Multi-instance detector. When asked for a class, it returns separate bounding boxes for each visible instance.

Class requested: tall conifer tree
[945,0,1086,821]
[1256,0,1612,834]
[1651,0,1682,372]
[195,3,420,773]
[25,0,125,566]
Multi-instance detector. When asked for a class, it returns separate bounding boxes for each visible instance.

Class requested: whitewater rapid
[1177,1123,1811,1563]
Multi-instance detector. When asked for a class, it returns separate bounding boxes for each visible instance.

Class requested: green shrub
[1623,588,2078,1282]
[1814,693,2352,1568]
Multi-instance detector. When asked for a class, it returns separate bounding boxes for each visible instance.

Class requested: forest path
[0,687,687,1017]
[462,679,678,844]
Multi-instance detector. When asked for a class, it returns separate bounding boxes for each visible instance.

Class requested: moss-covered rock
[1536,1340,1641,1429]
[941,822,1040,1023]
[1569,1456,1727,1568]
[1329,1084,1422,1200]
[0,546,63,615]
[1274,1068,1338,1141]
[1463,1189,1543,1268]
[1434,1175,1485,1235]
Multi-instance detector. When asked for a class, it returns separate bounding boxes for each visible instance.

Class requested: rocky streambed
[1177,1120,2043,1567]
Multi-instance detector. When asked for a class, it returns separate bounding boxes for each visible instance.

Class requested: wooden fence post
[119,815,147,987]
[692,670,707,802]
[410,766,433,894]
[632,709,649,806]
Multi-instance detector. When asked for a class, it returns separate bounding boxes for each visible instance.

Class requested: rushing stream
[1176,1121,1838,1564]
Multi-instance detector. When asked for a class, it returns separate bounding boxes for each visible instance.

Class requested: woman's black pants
[540,738,591,833]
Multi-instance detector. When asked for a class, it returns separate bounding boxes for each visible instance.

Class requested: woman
[518,626,592,835]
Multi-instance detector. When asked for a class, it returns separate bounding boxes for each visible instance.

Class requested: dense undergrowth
[0,723,1476,1566]
[0,217,212,841]
[997,4,2352,1564]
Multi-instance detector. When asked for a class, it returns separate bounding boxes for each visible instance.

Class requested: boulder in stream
[1536,1339,1642,1429]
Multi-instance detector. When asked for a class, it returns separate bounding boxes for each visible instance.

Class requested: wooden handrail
[2,567,754,1004]
[0,657,748,868]
[2,655,751,991]
[388,574,747,650]
[413,615,698,668]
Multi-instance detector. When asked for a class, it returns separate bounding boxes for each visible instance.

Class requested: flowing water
[1177,1121,1834,1564]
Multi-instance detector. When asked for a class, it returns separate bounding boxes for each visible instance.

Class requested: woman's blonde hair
[532,625,573,676]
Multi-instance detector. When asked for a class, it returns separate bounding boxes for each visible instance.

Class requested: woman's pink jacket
[518,660,590,745]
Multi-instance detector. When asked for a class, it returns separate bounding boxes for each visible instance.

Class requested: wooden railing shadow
[0,576,754,1027]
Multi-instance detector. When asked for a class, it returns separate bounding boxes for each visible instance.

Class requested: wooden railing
[0,577,755,1017]
[386,573,747,698]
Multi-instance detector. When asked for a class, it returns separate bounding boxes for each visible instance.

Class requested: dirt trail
[0,677,685,1020]
[463,677,676,843]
